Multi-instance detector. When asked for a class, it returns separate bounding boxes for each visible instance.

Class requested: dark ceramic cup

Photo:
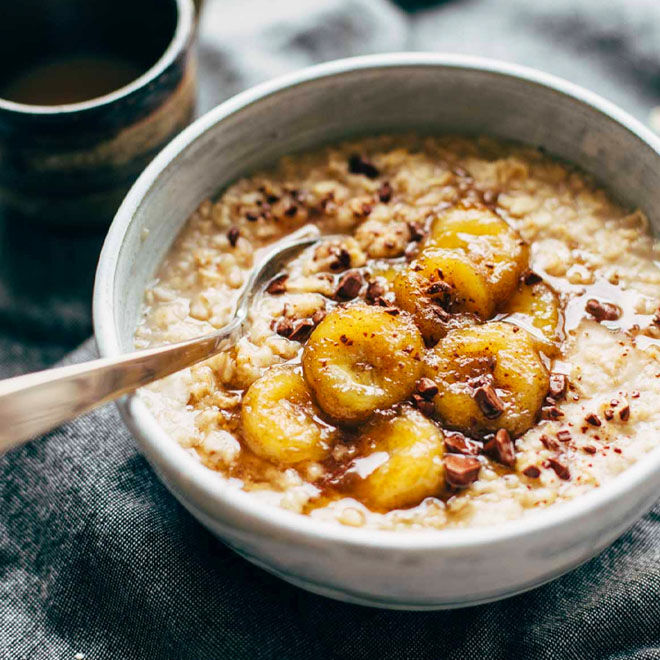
[0,0,196,228]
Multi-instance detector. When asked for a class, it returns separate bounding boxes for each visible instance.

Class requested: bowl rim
[94,52,660,551]
[0,0,195,115]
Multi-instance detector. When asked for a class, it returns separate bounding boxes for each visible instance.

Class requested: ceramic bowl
[0,0,195,228]
[93,53,660,609]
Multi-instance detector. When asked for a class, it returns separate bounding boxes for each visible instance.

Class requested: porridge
[134,135,660,531]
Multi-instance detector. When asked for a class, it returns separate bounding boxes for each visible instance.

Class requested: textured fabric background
[2,1,660,658]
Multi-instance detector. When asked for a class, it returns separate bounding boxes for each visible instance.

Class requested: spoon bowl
[0,224,323,453]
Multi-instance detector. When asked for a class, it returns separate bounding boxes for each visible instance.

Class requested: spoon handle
[0,319,241,454]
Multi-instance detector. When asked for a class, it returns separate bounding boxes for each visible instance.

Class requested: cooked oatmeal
[134,135,660,531]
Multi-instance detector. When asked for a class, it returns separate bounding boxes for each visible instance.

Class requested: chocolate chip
[355,202,372,217]
[377,181,393,202]
[548,373,568,400]
[411,393,435,417]
[482,189,498,205]
[484,428,516,468]
[585,413,601,427]
[407,221,426,242]
[619,405,630,421]
[540,434,560,451]
[426,280,452,297]
[444,454,481,488]
[287,319,314,343]
[335,271,363,299]
[444,432,483,456]
[522,269,543,286]
[416,378,439,400]
[541,404,564,420]
[266,274,288,295]
[274,318,293,338]
[473,383,504,419]
[329,247,351,272]
[522,465,541,478]
[348,154,379,179]
[557,430,572,443]
[585,298,621,322]
[432,307,451,322]
[227,226,240,247]
[548,456,571,480]
[365,280,386,303]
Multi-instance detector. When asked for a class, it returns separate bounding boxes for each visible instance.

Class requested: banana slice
[501,279,561,352]
[347,407,445,511]
[425,321,549,436]
[241,366,337,464]
[426,205,529,306]
[302,304,424,423]
[393,249,491,344]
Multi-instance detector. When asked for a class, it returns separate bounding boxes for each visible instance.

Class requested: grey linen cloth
[2,1,660,657]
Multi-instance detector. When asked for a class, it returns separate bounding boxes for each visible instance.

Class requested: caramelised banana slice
[500,278,561,352]
[241,366,337,464]
[302,304,424,423]
[426,205,529,306]
[393,249,492,344]
[424,321,549,437]
[347,407,445,511]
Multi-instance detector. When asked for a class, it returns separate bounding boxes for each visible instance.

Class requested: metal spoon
[0,225,326,454]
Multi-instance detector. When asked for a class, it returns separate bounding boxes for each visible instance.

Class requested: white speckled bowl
[93,53,660,609]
